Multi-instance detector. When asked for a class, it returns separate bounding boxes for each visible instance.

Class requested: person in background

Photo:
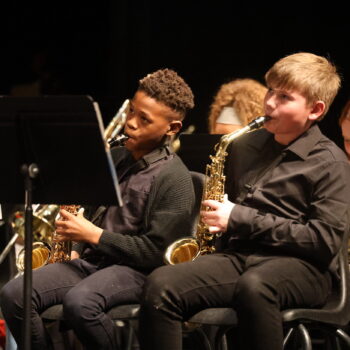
[208,78,267,134]
[339,99,350,161]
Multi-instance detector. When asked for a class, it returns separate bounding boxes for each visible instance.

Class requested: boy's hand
[55,208,103,245]
[201,195,235,234]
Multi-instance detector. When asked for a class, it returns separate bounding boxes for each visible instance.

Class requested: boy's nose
[126,116,137,130]
[265,95,276,111]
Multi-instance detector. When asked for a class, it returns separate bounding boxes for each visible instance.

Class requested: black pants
[139,253,332,350]
[0,259,146,350]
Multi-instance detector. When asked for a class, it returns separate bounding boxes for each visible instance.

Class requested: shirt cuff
[97,230,117,251]
[228,204,259,238]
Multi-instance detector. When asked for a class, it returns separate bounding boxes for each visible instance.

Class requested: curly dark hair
[138,68,194,119]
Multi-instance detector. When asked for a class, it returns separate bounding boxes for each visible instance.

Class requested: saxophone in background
[164,116,269,265]
[15,205,80,271]
[104,99,130,147]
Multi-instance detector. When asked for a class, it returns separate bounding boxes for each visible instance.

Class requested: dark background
[1,2,349,148]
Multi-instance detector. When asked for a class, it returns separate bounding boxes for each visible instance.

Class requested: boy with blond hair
[139,53,350,350]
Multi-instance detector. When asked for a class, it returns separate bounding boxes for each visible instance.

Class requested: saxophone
[164,116,269,265]
[49,204,81,263]
[104,99,130,147]
[16,204,80,271]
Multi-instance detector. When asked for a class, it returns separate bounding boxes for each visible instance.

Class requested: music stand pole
[22,163,39,350]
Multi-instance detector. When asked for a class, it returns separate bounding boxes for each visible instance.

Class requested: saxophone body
[164,116,268,265]
[15,204,80,270]
[49,204,81,264]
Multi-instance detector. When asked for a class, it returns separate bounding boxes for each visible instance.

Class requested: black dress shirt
[75,144,196,271]
[100,145,174,235]
[223,124,350,273]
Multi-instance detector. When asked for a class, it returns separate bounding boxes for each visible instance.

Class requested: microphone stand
[22,163,39,350]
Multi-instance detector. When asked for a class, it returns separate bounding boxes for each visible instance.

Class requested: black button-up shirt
[223,124,350,272]
[101,146,174,235]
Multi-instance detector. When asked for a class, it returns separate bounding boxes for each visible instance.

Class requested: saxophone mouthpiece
[248,116,270,130]
[108,134,129,147]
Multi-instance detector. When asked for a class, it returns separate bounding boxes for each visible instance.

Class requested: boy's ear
[309,100,325,121]
[166,120,182,136]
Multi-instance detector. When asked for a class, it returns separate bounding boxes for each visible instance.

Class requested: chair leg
[297,324,312,350]
[125,321,134,350]
[192,326,213,350]
[335,328,350,348]
[283,327,295,348]
[217,333,228,350]
[215,326,233,350]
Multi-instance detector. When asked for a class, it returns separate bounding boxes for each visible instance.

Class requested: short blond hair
[208,78,267,133]
[265,52,341,120]
[339,100,350,126]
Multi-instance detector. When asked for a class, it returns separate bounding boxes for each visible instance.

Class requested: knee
[0,278,23,315]
[234,272,277,311]
[142,266,181,312]
[62,286,98,322]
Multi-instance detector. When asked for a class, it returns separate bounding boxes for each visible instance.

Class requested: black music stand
[0,95,123,350]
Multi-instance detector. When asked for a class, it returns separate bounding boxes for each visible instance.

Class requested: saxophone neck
[219,115,269,151]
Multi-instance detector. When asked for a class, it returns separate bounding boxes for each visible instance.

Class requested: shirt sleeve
[96,160,195,270]
[227,160,350,270]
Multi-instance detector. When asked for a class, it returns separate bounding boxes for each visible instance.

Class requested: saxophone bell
[14,204,80,272]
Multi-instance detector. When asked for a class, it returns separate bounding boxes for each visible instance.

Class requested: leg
[0,259,91,349]
[139,253,244,350]
[233,256,332,350]
[62,264,146,350]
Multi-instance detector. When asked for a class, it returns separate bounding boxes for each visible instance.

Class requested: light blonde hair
[339,100,350,126]
[208,78,267,133]
[265,52,341,120]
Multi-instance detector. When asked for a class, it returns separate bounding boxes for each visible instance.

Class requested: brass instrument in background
[12,100,132,272]
[164,116,269,265]
[104,99,130,147]
[171,124,195,153]
[15,204,80,271]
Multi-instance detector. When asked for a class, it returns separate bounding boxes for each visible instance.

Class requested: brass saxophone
[14,100,132,271]
[104,99,130,147]
[16,204,80,271]
[164,116,269,265]
[49,205,81,264]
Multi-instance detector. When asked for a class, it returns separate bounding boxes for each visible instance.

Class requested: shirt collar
[141,145,172,169]
[284,124,323,160]
[117,145,172,181]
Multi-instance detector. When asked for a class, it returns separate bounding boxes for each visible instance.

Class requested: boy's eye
[141,115,151,124]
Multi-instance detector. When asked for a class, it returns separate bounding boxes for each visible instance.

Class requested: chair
[42,183,350,350]
[42,237,350,350]
[187,223,350,350]
[281,228,350,350]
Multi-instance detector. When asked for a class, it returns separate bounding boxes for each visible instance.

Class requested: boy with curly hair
[1,69,196,350]
[139,53,350,350]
